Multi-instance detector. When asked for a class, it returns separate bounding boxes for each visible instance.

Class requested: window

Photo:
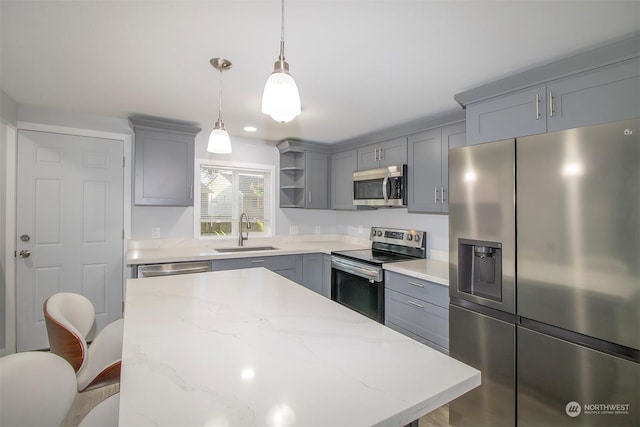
[199,164,273,238]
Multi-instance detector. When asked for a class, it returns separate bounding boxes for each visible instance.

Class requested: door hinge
[122,229,125,240]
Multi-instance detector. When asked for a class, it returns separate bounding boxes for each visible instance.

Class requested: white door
[16,130,124,351]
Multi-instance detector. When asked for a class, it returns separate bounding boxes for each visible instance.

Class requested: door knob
[19,250,31,258]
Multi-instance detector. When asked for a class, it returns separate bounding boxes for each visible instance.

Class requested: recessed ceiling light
[243,126,257,132]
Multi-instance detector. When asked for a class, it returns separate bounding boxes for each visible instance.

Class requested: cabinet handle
[441,186,445,203]
[407,300,424,309]
[374,147,379,161]
[250,260,265,264]
[548,90,554,117]
[189,185,193,200]
[434,187,439,203]
[535,94,541,120]
[379,148,384,161]
[308,191,312,203]
[408,281,424,288]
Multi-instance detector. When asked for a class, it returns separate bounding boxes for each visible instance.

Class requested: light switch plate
[289,225,299,235]
[151,227,161,239]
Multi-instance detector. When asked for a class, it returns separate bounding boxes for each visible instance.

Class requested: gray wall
[336,209,449,255]
[1,90,19,352]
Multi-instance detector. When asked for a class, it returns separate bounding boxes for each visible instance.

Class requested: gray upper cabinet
[357,137,407,170]
[440,122,467,213]
[130,117,199,206]
[546,58,640,132]
[408,128,441,213]
[466,85,547,145]
[305,151,329,209]
[407,121,465,213]
[466,58,640,145]
[278,141,329,209]
[331,149,357,210]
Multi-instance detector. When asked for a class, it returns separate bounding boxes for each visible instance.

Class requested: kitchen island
[120,268,479,426]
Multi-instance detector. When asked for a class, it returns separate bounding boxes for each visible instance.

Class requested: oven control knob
[407,235,413,241]
[377,230,382,236]
[414,235,420,242]
[371,229,376,237]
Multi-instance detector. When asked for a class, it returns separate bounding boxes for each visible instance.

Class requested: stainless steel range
[331,227,426,323]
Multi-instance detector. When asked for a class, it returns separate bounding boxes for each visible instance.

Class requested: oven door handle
[331,257,382,282]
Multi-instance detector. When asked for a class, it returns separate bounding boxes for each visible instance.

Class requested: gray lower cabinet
[301,253,323,294]
[129,117,199,206]
[384,271,450,354]
[357,137,407,170]
[330,149,357,210]
[407,121,465,213]
[466,58,640,145]
[211,255,297,281]
[300,253,332,297]
[322,254,331,298]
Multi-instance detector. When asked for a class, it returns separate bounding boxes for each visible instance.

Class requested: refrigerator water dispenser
[458,239,502,301]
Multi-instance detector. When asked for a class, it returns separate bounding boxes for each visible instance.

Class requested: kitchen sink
[213,246,279,253]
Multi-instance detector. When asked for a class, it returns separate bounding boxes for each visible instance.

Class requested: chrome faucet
[238,212,251,246]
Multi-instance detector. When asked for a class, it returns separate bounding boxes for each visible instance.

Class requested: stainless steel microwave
[353,165,407,207]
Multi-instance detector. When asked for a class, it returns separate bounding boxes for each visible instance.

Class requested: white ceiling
[2,1,639,144]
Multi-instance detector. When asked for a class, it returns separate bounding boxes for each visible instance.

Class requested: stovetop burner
[332,227,427,265]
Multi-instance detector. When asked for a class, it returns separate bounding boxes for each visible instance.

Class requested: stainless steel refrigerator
[448,119,639,426]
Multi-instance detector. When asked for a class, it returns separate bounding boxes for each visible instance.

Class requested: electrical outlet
[289,225,299,235]
[315,225,321,234]
[358,224,364,233]
[151,227,160,239]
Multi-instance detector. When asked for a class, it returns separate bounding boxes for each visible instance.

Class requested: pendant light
[261,0,301,123]
[208,58,232,154]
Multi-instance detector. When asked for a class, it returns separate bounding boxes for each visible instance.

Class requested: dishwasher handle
[137,262,211,278]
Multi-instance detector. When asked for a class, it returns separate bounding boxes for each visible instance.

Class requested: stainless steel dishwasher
[136,261,211,278]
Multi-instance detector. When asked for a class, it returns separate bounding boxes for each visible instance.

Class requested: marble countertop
[126,235,450,283]
[383,259,449,287]
[120,268,479,427]
[126,235,369,265]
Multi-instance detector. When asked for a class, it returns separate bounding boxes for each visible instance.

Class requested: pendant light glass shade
[207,120,232,154]
[261,0,301,123]
[261,61,301,123]
[208,58,233,154]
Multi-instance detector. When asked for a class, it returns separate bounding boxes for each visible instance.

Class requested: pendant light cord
[279,0,285,61]
[218,68,223,122]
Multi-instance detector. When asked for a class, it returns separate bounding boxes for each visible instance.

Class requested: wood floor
[63,384,450,427]
[62,384,119,427]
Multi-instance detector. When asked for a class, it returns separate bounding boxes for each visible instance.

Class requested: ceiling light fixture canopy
[208,57,233,154]
[261,0,301,123]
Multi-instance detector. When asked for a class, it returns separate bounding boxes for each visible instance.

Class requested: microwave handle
[382,174,390,202]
